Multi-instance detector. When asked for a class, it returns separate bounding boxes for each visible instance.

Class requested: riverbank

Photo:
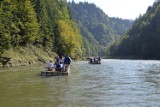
[0,45,57,67]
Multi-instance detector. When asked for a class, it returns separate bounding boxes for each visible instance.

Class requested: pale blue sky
[67,0,155,19]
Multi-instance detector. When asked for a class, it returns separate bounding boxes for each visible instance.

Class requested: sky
[67,0,155,19]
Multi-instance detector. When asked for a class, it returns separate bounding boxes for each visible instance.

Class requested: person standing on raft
[63,55,72,72]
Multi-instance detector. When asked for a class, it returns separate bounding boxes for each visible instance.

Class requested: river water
[0,59,160,106]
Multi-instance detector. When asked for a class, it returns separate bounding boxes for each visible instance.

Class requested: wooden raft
[89,62,101,64]
[41,65,70,76]
[41,71,68,76]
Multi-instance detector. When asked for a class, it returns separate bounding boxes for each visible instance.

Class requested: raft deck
[89,62,101,64]
[41,71,68,76]
[41,65,70,76]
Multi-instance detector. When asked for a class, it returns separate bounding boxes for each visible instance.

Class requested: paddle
[70,64,79,72]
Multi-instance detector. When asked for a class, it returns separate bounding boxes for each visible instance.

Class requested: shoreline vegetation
[0,45,57,67]
[0,0,84,68]
[1,47,159,68]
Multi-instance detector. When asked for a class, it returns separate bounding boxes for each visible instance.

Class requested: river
[0,59,160,106]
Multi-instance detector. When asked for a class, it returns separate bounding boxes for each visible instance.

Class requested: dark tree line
[109,0,160,59]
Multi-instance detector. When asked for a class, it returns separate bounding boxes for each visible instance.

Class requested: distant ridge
[67,1,133,56]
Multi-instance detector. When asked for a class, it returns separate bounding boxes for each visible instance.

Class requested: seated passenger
[46,60,54,71]
[94,58,97,62]
[90,58,93,63]
[55,62,63,71]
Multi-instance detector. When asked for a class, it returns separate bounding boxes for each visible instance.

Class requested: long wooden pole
[70,64,79,72]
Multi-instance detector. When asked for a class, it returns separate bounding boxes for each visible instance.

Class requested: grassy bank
[1,45,57,67]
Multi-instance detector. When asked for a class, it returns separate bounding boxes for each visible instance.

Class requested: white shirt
[47,62,54,67]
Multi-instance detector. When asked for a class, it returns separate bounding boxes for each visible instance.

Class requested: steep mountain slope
[0,0,84,60]
[109,0,160,59]
[0,0,86,67]
[67,1,133,56]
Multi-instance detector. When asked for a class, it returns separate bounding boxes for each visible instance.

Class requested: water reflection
[1,60,160,106]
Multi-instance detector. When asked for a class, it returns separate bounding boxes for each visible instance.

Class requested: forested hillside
[0,0,84,60]
[109,0,160,59]
[67,1,133,56]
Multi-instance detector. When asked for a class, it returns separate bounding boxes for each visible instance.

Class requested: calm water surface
[0,59,160,106]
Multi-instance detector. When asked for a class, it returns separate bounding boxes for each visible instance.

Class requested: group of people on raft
[89,57,101,64]
[46,55,72,72]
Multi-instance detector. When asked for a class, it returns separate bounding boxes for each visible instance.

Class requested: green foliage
[68,1,133,56]
[54,0,84,58]
[0,0,12,55]
[0,0,39,49]
[34,0,56,48]
[16,0,39,45]
[0,0,84,59]
[109,0,160,59]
